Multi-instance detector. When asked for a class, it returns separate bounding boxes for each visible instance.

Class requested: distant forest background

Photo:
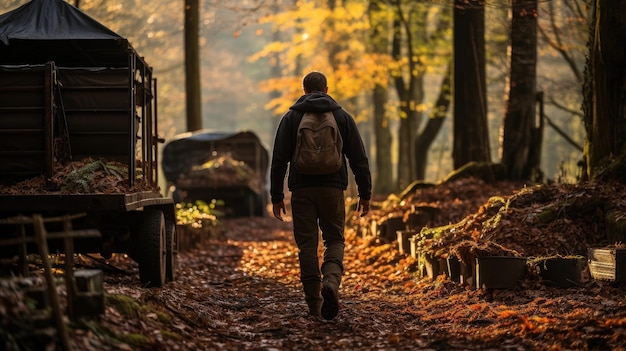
[1,0,589,193]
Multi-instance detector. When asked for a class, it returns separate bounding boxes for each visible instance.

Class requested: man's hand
[357,199,370,217]
[273,201,286,221]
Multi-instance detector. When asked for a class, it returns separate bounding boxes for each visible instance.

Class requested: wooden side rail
[0,214,102,351]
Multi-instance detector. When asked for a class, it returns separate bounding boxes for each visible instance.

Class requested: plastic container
[396,230,416,255]
[535,256,584,288]
[447,256,461,283]
[476,256,527,289]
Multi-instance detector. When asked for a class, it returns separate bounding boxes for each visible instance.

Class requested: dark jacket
[270,92,372,203]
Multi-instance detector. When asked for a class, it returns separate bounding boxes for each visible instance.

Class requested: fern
[104,163,128,181]
[55,159,139,193]
[62,160,106,192]
[75,178,91,193]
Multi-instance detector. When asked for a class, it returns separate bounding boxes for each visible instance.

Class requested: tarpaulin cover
[162,130,270,184]
[0,0,133,66]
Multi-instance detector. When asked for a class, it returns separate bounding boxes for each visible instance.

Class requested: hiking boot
[320,262,342,320]
[321,283,339,320]
[303,280,322,317]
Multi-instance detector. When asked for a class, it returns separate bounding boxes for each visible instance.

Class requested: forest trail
[3,179,626,350]
[95,212,624,351]
[116,216,434,351]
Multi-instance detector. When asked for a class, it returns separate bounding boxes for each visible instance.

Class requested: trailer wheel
[255,193,268,217]
[138,209,166,288]
[246,192,256,217]
[165,221,177,282]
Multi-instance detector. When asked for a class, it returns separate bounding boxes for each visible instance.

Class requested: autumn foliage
[2,178,626,349]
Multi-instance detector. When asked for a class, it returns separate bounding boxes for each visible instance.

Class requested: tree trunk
[369,0,395,195]
[392,12,422,190]
[501,0,538,181]
[373,86,394,195]
[453,0,490,168]
[582,0,626,180]
[397,112,413,190]
[184,0,202,132]
[415,63,451,180]
[326,0,340,72]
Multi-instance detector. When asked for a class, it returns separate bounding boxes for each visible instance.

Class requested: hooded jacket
[270,92,372,204]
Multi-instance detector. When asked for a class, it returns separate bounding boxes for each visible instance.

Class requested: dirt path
[91,212,625,351]
[97,213,626,351]
[3,202,626,350]
[115,217,429,351]
[68,212,443,351]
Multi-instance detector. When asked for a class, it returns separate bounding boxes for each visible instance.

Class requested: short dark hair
[302,71,327,93]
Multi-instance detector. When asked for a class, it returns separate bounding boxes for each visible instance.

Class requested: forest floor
[2,178,626,350]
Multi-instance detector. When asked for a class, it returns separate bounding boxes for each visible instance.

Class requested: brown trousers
[291,187,345,284]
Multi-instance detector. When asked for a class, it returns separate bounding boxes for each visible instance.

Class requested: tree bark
[453,0,491,168]
[373,85,394,194]
[369,0,394,195]
[415,63,451,180]
[184,0,202,132]
[392,9,422,190]
[501,0,539,181]
[582,0,626,180]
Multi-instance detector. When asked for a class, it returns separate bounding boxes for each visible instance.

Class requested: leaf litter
[1,177,626,350]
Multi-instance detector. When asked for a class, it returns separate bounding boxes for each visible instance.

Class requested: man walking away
[270,71,371,320]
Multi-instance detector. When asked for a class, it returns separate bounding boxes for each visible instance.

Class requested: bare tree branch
[547,95,584,118]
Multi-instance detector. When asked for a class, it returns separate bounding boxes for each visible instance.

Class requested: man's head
[303,71,328,94]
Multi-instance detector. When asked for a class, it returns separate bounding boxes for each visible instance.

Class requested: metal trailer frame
[0,0,176,287]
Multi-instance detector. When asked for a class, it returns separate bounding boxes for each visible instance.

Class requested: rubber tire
[255,193,268,217]
[138,209,166,288]
[165,221,177,282]
[246,192,256,217]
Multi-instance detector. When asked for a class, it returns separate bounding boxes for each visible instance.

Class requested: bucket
[396,230,416,255]
[409,236,418,259]
[476,256,527,289]
[406,211,430,230]
[423,254,445,279]
[448,256,475,286]
[447,256,461,283]
[536,257,584,288]
[383,216,405,242]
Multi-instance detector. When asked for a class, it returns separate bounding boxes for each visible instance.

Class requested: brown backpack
[293,111,343,175]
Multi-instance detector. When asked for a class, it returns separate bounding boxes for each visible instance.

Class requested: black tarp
[0,0,134,67]
[161,130,270,185]
[162,130,270,217]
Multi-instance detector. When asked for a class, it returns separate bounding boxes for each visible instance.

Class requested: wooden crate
[74,269,104,317]
[588,247,626,282]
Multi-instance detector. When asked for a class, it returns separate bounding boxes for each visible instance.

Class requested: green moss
[105,293,172,324]
[419,223,455,241]
[152,309,171,324]
[117,333,150,347]
[161,330,182,341]
[482,199,509,231]
[527,254,585,265]
[80,319,124,347]
[534,208,557,223]
[105,293,141,319]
